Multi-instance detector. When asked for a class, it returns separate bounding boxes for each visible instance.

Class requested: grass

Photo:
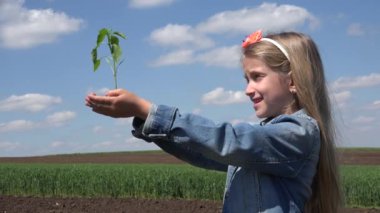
[341,165,380,208]
[0,163,225,200]
[0,163,379,208]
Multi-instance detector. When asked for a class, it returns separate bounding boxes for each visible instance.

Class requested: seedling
[91,28,127,89]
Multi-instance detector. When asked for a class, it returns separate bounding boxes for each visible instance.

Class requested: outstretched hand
[85,89,151,120]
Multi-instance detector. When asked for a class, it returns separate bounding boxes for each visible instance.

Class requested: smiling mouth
[253,97,263,104]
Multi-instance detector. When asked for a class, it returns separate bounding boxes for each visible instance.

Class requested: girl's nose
[245,82,255,96]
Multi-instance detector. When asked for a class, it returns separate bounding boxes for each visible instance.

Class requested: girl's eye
[244,73,264,83]
[252,74,263,81]
[243,75,249,83]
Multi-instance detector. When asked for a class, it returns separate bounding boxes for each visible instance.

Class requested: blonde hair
[243,32,343,212]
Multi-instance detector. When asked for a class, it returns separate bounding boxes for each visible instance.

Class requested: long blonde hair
[243,32,343,212]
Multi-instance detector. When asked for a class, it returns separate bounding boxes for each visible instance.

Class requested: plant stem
[113,62,118,89]
[114,73,118,89]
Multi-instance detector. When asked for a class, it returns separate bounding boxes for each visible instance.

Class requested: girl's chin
[255,111,266,119]
[255,109,272,119]
[256,115,266,119]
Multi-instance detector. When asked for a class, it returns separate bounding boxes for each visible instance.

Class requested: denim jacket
[132,104,320,213]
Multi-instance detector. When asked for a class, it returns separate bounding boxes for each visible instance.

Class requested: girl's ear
[287,71,297,94]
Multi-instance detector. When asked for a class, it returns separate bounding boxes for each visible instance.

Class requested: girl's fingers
[89,95,112,106]
[91,103,121,118]
[106,89,122,97]
[91,106,110,116]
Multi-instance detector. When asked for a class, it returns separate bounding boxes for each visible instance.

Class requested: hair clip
[242,30,263,48]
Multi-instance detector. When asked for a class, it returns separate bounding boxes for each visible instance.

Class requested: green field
[341,165,380,208]
[0,163,379,208]
[0,164,225,200]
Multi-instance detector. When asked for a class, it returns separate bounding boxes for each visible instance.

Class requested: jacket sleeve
[132,114,228,172]
[133,104,320,177]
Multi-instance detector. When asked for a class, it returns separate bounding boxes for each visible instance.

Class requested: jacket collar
[260,108,307,126]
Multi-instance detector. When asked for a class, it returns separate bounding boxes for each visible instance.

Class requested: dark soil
[0,149,378,165]
[1,196,379,213]
[0,152,183,164]
[337,149,380,165]
[0,196,222,213]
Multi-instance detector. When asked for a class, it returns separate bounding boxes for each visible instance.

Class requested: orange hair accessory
[242,30,263,48]
[242,30,290,60]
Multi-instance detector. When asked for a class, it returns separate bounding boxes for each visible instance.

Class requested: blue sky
[0,0,379,157]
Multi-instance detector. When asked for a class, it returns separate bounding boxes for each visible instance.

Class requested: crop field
[341,166,380,208]
[0,149,379,213]
[0,164,225,200]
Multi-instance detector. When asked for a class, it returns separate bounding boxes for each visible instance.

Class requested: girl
[86,30,342,212]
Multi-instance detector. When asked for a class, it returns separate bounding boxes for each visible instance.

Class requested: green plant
[1,163,380,208]
[91,28,127,89]
[0,163,225,200]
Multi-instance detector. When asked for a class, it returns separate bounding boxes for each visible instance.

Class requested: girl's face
[242,57,295,118]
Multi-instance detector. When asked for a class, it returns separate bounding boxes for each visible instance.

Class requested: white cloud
[347,23,365,37]
[129,0,176,8]
[95,87,111,96]
[331,90,351,108]
[196,45,241,68]
[370,100,380,110]
[196,3,318,35]
[0,141,21,151]
[150,24,214,49]
[86,87,112,96]
[0,120,37,132]
[152,45,241,68]
[90,138,158,151]
[0,93,62,112]
[92,125,104,133]
[0,0,83,49]
[92,140,114,149]
[230,113,261,125]
[124,137,159,150]
[332,73,380,90]
[149,3,318,68]
[192,108,202,115]
[0,110,75,132]
[115,117,133,126]
[201,87,248,105]
[50,141,65,148]
[152,49,194,66]
[352,116,375,125]
[45,111,76,126]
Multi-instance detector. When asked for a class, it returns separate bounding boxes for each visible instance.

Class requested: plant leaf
[110,35,119,47]
[96,28,109,48]
[111,44,122,64]
[91,48,97,61]
[94,59,101,72]
[114,31,127,39]
[91,48,99,71]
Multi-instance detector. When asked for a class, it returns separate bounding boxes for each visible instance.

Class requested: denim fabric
[132,104,320,213]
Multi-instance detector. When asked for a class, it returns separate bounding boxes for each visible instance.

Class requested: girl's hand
[85,89,151,120]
